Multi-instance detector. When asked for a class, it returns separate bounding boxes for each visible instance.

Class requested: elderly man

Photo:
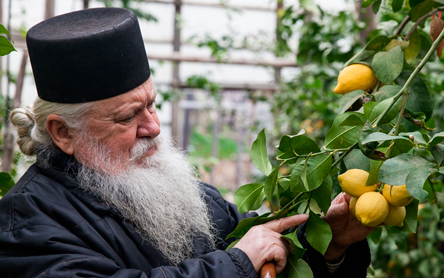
[0,7,371,278]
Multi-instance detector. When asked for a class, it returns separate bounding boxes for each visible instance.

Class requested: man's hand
[322,192,374,263]
[233,214,309,273]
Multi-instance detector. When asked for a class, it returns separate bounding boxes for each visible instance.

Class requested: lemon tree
[228,1,444,277]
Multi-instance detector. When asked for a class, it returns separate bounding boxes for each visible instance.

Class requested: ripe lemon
[384,204,406,227]
[382,184,414,207]
[337,169,378,198]
[349,196,358,217]
[333,64,378,95]
[355,192,389,227]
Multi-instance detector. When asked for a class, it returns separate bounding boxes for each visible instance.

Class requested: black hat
[26,7,150,103]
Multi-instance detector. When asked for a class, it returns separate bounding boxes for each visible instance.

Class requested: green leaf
[368,227,383,244]
[278,134,320,161]
[373,85,402,102]
[251,129,272,175]
[404,29,421,64]
[338,90,365,114]
[367,159,384,186]
[344,35,391,66]
[225,239,240,251]
[379,153,437,200]
[300,154,333,191]
[226,207,291,239]
[0,36,15,56]
[396,71,433,120]
[226,214,266,239]
[325,114,362,149]
[299,0,320,16]
[366,35,392,51]
[359,121,387,161]
[361,132,414,146]
[409,0,442,21]
[234,183,265,213]
[338,112,367,127]
[363,101,378,119]
[372,0,382,14]
[343,149,371,172]
[384,39,409,51]
[427,132,444,149]
[281,229,305,260]
[311,175,332,214]
[306,211,332,255]
[400,199,419,232]
[362,0,378,8]
[392,0,403,11]
[0,25,12,39]
[400,131,428,146]
[431,144,444,165]
[0,172,15,196]
[372,46,404,84]
[368,96,403,125]
[284,257,314,278]
[278,178,291,191]
[406,166,435,201]
[265,166,280,205]
[409,0,425,7]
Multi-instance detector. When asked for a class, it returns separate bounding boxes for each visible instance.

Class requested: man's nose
[137,109,161,138]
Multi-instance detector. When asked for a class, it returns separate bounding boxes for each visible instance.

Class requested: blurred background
[2,1,444,277]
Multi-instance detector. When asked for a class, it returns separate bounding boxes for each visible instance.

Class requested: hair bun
[9,107,36,155]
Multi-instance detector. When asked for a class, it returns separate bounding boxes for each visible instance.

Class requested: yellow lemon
[355,192,389,227]
[349,196,358,217]
[333,64,378,95]
[384,204,406,227]
[382,184,414,207]
[337,169,378,198]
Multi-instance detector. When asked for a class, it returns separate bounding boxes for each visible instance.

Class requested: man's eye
[120,115,135,123]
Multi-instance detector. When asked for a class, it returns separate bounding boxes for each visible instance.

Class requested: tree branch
[405,7,444,41]
[395,15,411,36]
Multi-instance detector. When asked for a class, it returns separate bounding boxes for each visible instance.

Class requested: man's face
[73,78,161,167]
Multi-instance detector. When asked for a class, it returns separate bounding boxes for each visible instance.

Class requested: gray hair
[9,97,93,156]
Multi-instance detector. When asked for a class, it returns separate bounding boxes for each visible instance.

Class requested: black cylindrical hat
[26,8,150,103]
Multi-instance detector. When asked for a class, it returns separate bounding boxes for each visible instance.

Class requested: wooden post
[45,0,55,20]
[355,0,376,45]
[182,92,193,151]
[83,0,89,9]
[274,0,284,82]
[171,0,182,145]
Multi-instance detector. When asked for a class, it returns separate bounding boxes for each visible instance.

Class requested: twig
[405,7,444,41]
[373,25,444,128]
[395,16,411,36]
[331,142,358,169]
[394,92,409,136]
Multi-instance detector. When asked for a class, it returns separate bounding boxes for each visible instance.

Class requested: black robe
[0,158,370,277]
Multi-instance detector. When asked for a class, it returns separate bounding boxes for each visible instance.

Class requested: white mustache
[130,138,157,160]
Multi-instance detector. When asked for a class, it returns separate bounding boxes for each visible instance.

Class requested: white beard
[73,134,216,265]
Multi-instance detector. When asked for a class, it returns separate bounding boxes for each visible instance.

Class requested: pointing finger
[263,214,309,233]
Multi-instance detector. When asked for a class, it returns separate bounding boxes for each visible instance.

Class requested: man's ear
[46,115,75,155]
